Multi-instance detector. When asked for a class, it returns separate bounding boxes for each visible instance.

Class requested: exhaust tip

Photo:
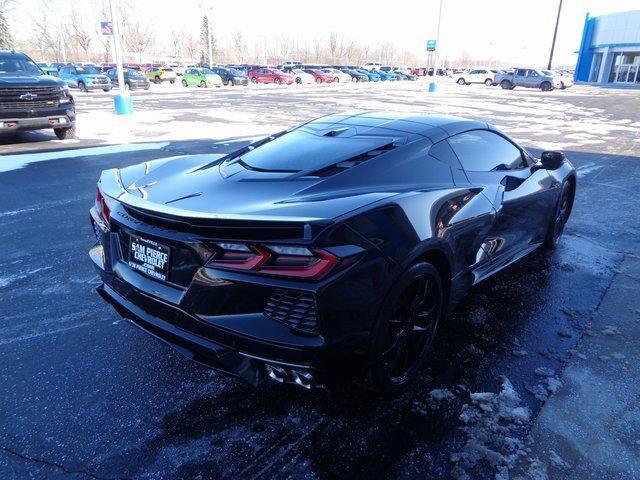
[291,370,314,389]
[265,364,287,383]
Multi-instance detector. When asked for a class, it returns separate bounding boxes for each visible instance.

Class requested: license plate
[128,236,171,281]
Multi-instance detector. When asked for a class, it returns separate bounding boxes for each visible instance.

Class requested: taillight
[95,187,111,226]
[208,243,341,280]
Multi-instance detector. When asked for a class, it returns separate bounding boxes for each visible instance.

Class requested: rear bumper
[87,203,392,388]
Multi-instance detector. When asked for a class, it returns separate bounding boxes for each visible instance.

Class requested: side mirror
[540,151,565,170]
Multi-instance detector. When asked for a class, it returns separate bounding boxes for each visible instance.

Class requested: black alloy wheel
[544,181,573,249]
[369,262,443,395]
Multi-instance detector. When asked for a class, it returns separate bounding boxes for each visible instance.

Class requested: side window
[516,69,527,76]
[447,130,525,171]
[529,70,539,77]
[469,70,479,75]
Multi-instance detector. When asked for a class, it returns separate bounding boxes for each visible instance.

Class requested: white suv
[456,68,495,86]
[361,62,382,71]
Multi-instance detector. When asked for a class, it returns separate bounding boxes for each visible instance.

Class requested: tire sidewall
[368,262,444,395]
[543,181,572,250]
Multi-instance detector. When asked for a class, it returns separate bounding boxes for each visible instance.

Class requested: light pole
[109,0,132,114]
[548,0,563,70]
[428,0,443,92]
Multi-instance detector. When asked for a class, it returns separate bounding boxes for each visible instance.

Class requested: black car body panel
[105,68,150,90]
[0,51,75,134]
[90,112,576,388]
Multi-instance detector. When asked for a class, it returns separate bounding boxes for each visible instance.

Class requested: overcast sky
[8,0,640,66]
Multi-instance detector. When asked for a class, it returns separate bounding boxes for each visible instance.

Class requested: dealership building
[575,10,640,86]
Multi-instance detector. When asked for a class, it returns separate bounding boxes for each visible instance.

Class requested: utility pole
[428,0,443,92]
[548,0,563,70]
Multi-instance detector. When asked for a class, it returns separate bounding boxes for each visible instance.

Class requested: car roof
[304,111,489,143]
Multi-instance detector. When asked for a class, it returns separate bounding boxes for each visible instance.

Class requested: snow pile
[412,388,456,415]
[527,367,563,401]
[450,378,530,480]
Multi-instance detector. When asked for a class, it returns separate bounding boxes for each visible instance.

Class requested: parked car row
[455,67,574,91]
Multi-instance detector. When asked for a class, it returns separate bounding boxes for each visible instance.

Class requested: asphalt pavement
[0,82,639,480]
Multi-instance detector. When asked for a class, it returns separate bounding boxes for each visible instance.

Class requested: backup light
[216,242,251,252]
[267,245,312,256]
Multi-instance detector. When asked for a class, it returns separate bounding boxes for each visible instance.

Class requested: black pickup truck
[0,50,76,140]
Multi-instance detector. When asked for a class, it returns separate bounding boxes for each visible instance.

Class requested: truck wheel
[540,81,552,91]
[54,125,76,140]
[500,80,512,90]
[457,78,466,85]
[484,78,493,86]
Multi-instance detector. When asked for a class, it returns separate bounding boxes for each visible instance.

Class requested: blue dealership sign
[426,40,437,51]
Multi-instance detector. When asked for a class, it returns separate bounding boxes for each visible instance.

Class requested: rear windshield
[237,130,399,172]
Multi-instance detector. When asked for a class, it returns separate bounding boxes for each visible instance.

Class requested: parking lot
[1,79,640,479]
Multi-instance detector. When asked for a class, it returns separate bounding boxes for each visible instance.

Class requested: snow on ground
[65,80,640,155]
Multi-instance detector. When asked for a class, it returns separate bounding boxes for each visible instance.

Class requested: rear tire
[169,79,175,84]
[54,125,76,140]
[199,80,207,88]
[295,77,302,84]
[78,81,87,92]
[457,78,466,85]
[543,181,573,250]
[154,76,162,84]
[251,77,258,84]
[484,78,493,86]
[500,80,512,90]
[540,81,552,91]
[334,77,340,83]
[316,77,322,83]
[182,79,188,87]
[367,262,444,396]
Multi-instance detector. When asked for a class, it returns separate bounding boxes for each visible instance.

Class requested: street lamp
[428,0,443,92]
[108,0,132,115]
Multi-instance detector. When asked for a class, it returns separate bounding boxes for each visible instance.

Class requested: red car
[304,69,334,83]
[248,68,294,85]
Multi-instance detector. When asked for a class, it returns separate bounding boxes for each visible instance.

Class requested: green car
[181,68,223,88]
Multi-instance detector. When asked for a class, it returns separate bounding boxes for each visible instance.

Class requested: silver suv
[495,68,562,91]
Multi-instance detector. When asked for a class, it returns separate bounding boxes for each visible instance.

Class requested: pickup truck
[494,68,562,91]
[0,50,76,140]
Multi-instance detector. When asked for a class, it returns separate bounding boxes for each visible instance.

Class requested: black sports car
[90,112,576,394]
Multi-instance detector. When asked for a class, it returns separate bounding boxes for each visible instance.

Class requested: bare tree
[67,7,94,62]
[125,15,155,63]
[169,30,184,58]
[231,30,248,63]
[183,34,198,62]
[312,38,322,63]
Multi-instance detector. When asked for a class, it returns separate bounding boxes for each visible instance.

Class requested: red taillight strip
[210,247,271,271]
[257,249,339,279]
[96,187,111,225]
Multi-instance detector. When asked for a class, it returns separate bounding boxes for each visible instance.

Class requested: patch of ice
[601,325,621,335]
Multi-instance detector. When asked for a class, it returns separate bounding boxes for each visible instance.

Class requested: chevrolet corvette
[90,112,576,394]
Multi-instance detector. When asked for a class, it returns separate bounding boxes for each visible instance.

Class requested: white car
[322,68,352,83]
[455,68,495,86]
[290,69,314,84]
[361,62,382,71]
[541,70,573,89]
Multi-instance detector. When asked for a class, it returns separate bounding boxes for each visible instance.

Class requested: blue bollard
[114,94,133,115]
[428,82,438,92]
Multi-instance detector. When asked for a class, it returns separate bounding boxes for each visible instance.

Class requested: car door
[448,129,557,270]
[524,69,538,88]
[514,69,528,87]
[467,69,480,83]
